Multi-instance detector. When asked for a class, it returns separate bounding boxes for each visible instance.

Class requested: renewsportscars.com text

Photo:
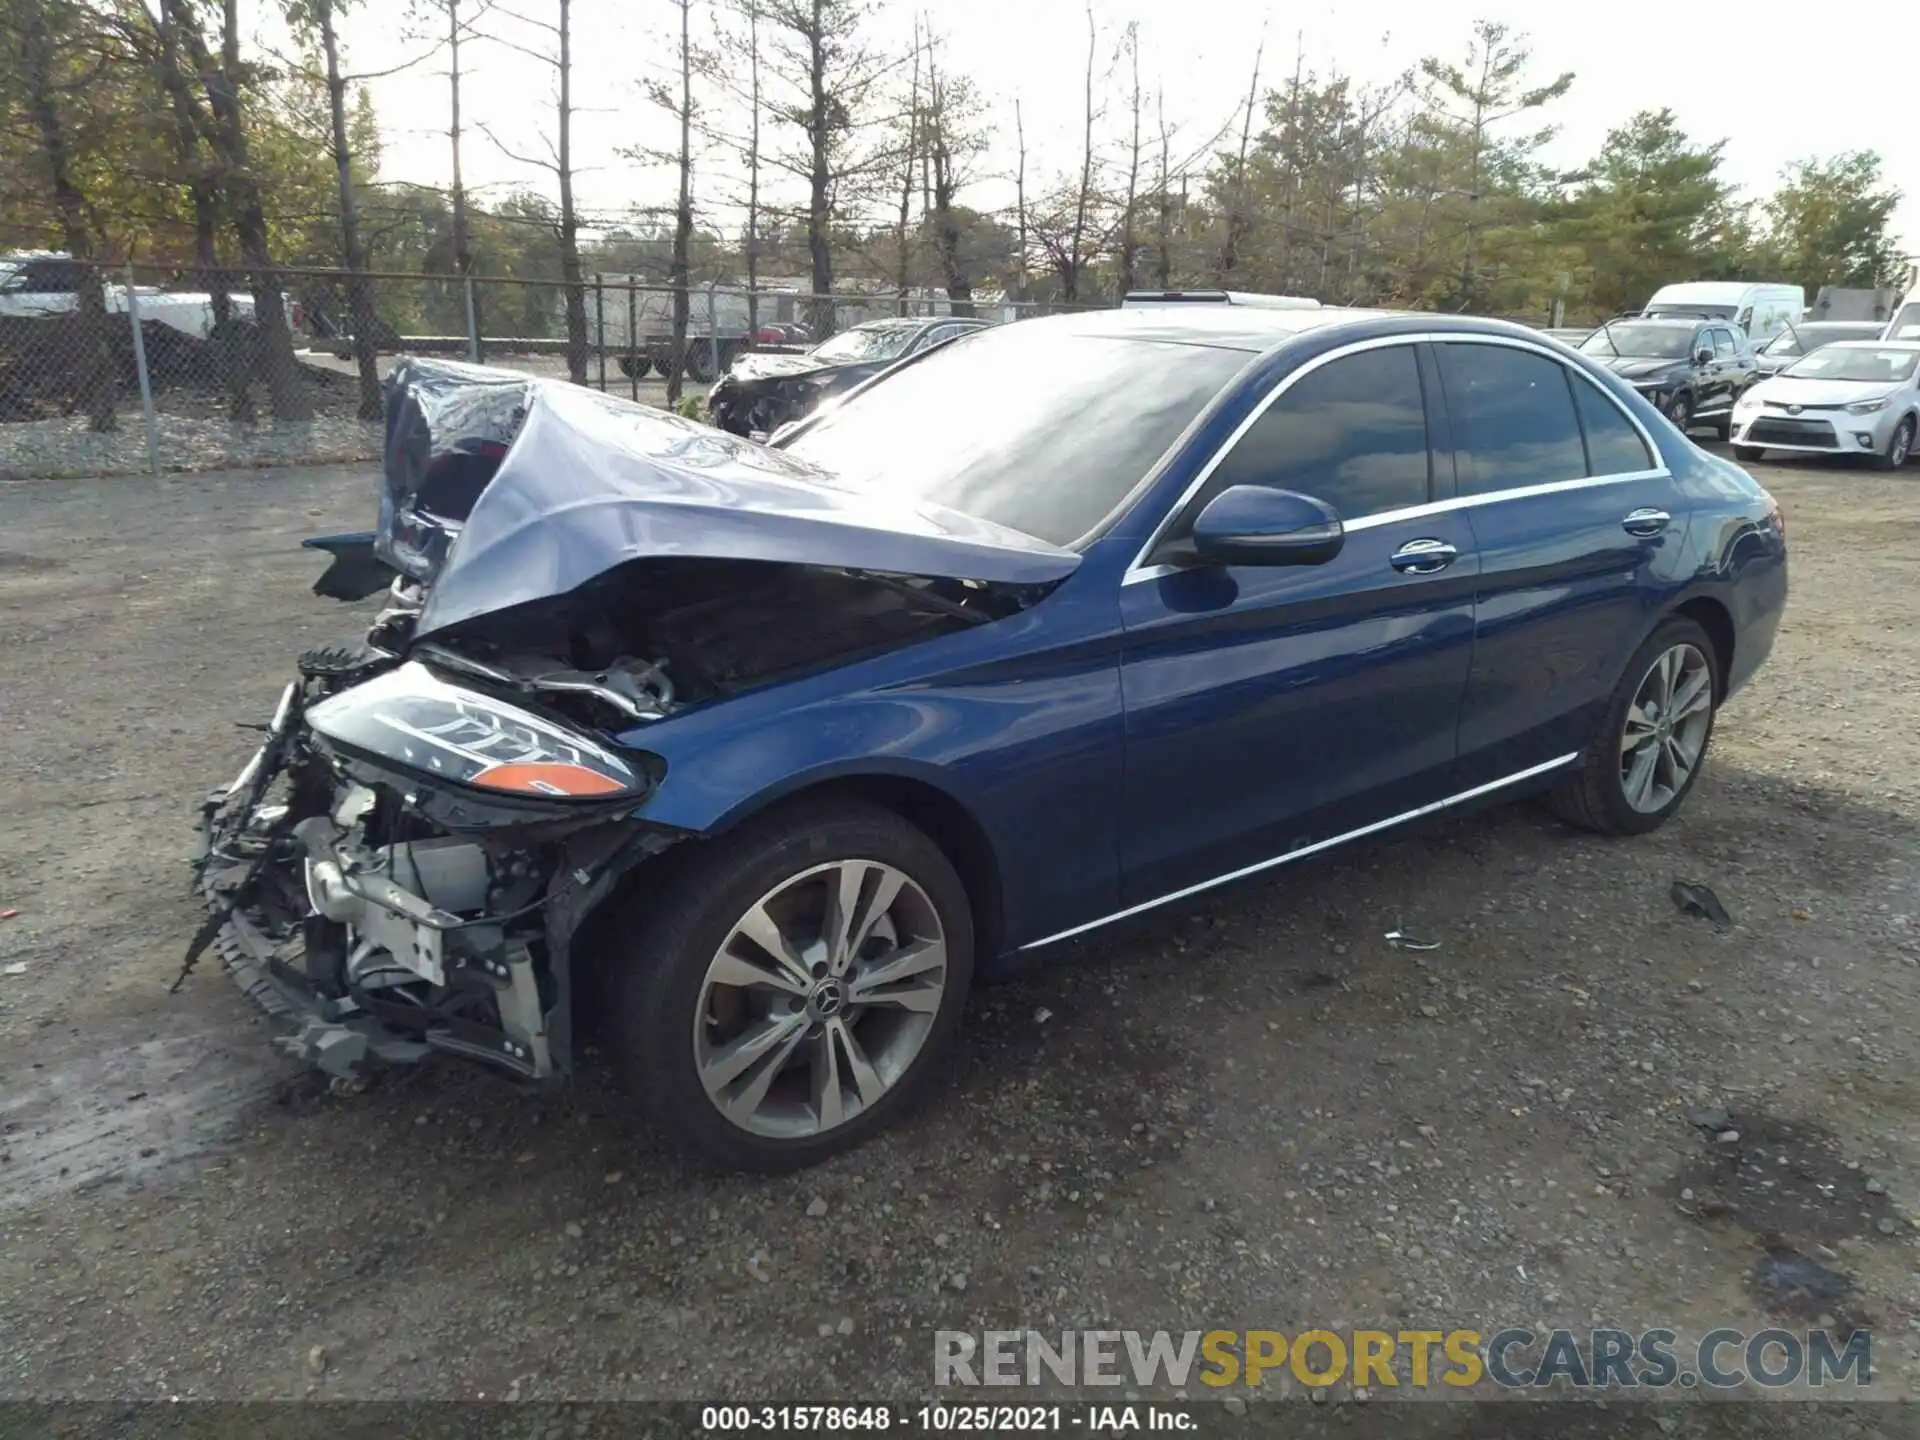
[934,1328,1871,1391]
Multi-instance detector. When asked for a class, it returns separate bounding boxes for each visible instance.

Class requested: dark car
[1578,317,1758,436]
[1753,321,1885,377]
[707,315,991,436]
[198,313,1786,1172]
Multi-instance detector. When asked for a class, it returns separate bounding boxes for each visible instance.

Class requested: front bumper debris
[188,663,680,1086]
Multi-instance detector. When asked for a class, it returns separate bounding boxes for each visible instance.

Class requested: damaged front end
[191,653,682,1083]
[189,358,1077,1088]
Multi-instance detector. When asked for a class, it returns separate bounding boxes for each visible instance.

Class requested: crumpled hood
[1746,375,1895,408]
[1598,357,1685,381]
[409,369,1079,638]
[724,351,834,383]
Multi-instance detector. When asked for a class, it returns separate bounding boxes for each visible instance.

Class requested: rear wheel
[1665,393,1694,432]
[1872,415,1915,471]
[617,353,652,379]
[1548,616,1719,837]
[684,343,718,384]
[606,800,975,1171]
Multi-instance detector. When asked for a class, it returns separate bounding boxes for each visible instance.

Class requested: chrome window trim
[1122,330,1671,586]
[1019,751,1581,950]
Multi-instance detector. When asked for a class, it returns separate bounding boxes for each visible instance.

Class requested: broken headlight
[306,661,647,800]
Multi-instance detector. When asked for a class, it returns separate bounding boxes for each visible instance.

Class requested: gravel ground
[2,450,1919,1429]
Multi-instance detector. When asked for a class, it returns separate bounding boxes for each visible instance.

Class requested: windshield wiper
[1592,320,1622,357]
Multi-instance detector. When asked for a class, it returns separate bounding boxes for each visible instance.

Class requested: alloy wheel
[1666,394,1692,429]
[1892,420,1914,468]
[1619,643,1713,814]
[693,860,948,1139]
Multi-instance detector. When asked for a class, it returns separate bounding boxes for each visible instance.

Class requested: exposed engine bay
[188,356,1072,1086]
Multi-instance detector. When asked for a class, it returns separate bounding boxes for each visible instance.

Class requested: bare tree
[890,15,919,310]
[140,0,248,417]
[298,0,381,417]
[1116,21,1140,296]
[1013,94,1027,301]
[1153,87,1172,287]
[479,0,589,381]
[1213,28,1265,284]
[7,0,117,430]
[407,0,491,349]
[920,25,985,316]
[1028,5,1107,303]
[667,0,694,402]
[760,0,898,332]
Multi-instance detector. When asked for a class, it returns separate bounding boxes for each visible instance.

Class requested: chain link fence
[0,261,1096,479]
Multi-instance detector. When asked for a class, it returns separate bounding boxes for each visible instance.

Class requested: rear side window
[1436,343,1586,495]
[1570,373,1655,476]
[1203,344,1430,521]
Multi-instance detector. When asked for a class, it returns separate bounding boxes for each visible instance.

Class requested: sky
[331,0,1920,264]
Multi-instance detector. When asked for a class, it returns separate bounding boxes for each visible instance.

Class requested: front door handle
[1389,537,1459,574]
[1622,507,1671,537]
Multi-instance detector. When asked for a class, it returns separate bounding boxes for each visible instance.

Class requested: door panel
[1434,340,1692,788]
[1458,476,1688,782]
[1118,527,1478,904]
[1116,340,1473,907]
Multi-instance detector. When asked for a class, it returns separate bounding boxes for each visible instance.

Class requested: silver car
[1731,341,1920,468]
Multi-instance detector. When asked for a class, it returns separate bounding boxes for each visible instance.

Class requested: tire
[606,799,975,1172]
[1733,445,1765,464]
[1871,415,1915,471]
[684,344,717,384]
[1712,417,1732,441]
[617,353,652,380]
[1665,392,1694,432]
[1547,616,1720,837]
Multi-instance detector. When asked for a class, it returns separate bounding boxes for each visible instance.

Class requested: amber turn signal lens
[469,761,631,797]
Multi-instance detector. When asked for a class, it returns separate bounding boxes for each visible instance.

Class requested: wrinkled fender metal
[414,381,1082,637]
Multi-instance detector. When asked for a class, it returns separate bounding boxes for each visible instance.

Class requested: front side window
[782,327,1248,547]
[1437,343,1586,496]
[1570,373,1655,476]
[1198,345,1431,523]
[1712,330,1737,358]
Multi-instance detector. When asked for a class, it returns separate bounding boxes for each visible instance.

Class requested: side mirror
[1695,348,1713,365]
[1189,485,1345,568]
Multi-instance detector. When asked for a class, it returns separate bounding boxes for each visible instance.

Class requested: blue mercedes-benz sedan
[197,308,1787,1170]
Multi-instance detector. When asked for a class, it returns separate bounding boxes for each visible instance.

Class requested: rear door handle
[1622,508,1671,537]
[1389,538,1459,574]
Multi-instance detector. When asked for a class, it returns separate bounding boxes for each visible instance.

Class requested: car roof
[1824,339,1920,351]
[1022,304,1402,352]
[855,316,971,332]
[1620,316,1711,327]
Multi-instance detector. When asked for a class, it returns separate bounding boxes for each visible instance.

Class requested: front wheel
[1547,616,1719,837]
[607,799,975,1171]
[1872,415,1915,471]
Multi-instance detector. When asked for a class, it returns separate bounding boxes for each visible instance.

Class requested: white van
[1121,289,1322,311]
[1882,292,1920,342]
[1641,282,1804,342]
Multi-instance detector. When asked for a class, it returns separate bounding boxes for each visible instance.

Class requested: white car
[1731,341,1920,469]
[0,253,255,340]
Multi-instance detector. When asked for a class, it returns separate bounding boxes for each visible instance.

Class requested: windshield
[1782,347,1920,384]
[782,327,1249,546]
[1888,304,1920,342]
[1580,325,1695,359]
[809,325,917,365]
